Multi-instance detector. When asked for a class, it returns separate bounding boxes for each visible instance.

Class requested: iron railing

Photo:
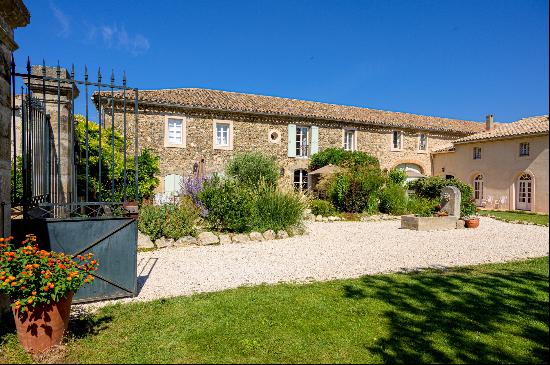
[9,56,140,219]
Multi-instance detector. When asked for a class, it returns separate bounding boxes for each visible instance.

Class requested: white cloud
[87,23,150,56]
[49,1,70,38]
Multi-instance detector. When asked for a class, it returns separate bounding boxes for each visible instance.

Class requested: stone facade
[106,102,466,192]
[0,0,30,325]
[0,0,30,236]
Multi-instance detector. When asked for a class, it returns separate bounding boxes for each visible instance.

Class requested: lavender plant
[181,176,211,217]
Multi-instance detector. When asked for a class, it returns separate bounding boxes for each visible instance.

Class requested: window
[213,120,233,150]
[164,116,186,147]
[473,147,481,160]
[216,123,230,146]
[343,129,356,151]
[418,133,428,151]
[392,131,403,150]
[293,169,308,191]
[296,126,309,157]
[519,142,529,157]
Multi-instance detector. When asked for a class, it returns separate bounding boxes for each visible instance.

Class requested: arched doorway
[516,173,532,211]
[473,174,484,206]
[395,163,424,183]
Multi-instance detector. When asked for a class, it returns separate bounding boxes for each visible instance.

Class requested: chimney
[485,114,494,131]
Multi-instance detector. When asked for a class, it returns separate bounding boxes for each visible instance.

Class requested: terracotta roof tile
[96,88,484,134]
[453,115,549,144]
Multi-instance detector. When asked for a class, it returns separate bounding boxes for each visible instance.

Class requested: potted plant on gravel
[0,234,98,354]
[462,214,480,228]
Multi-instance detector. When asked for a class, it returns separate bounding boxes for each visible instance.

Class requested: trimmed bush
[310,199,337,216]
[388,168,407,185]
[406,196,439,217]
[226,152,279,189]
[328,166,385,213]
[407,176,477,217]
[138,199,198,241]
[310,148,379,170]
[198,177,257,233]
[379,183,408,215]
[253,189,305,232]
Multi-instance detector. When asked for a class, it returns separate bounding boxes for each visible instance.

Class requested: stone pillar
[0,0,30,324]
[26,65,79,207]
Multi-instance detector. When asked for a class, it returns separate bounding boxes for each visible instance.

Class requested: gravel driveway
[86,217,549,308]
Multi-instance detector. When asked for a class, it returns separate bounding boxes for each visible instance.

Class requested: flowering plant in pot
[0,234,98,354]
[462,215,480,228]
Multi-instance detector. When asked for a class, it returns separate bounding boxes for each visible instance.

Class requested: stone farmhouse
[432,115,549,214]
[98,88,485,194]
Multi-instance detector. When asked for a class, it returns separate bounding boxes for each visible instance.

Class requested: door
[473,174,484,206]
[516,174,532,211]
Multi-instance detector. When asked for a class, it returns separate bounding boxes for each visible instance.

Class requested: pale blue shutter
[310,126,319,155]
[288,124,296,157]
[165,175,175,193]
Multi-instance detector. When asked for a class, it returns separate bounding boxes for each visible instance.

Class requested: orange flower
[27,298,33,304]
[32,291,36,295]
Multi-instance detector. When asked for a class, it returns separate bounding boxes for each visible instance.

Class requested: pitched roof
[96,88,484,134]
[453,115,549,144]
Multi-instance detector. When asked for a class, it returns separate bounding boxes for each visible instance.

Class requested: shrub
[138,200,198,241]
[406,195,439,217]
[379,183,408,215]
[310,148,379,170]
[253,188,305,232]
[310,199,337,216]
[163,197,199,240]
[226,152,279,189]
[388,168,407,186]
[407,176,477,217]
[198,178,257,232]
[181,176,210,216]
[328,166,385,213]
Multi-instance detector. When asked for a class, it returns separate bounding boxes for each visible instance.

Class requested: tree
[74,114,159,203]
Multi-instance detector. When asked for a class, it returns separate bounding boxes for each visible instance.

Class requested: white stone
[174,236,197,247]
[316,215,323,222]
[197,232,219,245]
[218,234,232,245]
[276,230,289,239]
[232,233,250,243]
[137,231,155,249]
[249,232,264,241]
[322,217,329,222]
[155,237,174,249]
[262,230,276,240]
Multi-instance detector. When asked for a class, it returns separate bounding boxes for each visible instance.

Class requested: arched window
[293,169,308,191]
[164,174,184,194]
[473,174,484,206]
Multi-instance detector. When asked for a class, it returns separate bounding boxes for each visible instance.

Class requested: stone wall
[108,104,461,191]
[0,0,30,325]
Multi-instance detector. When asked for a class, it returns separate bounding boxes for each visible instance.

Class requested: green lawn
[1,258,548,364]
[478,210,549,226]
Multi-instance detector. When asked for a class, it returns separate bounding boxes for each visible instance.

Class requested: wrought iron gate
[9,56,140,303]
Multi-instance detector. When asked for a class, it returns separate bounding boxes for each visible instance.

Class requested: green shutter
[310,126,319,155]
[288,124,296,157]
[165,175,175,193]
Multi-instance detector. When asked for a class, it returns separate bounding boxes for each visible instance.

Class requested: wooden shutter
[288,124,296,157]
[310,126,319,155]
[165,175,175,193]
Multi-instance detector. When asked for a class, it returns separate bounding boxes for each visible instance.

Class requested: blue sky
[13,0,549,123]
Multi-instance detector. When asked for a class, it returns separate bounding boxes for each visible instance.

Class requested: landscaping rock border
[139,229,294,250]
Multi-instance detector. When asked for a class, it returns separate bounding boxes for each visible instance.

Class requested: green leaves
[74,114,160,202]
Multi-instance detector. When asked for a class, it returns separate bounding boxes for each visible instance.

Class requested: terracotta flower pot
[11,292,74,354]
[464,218,480,228]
